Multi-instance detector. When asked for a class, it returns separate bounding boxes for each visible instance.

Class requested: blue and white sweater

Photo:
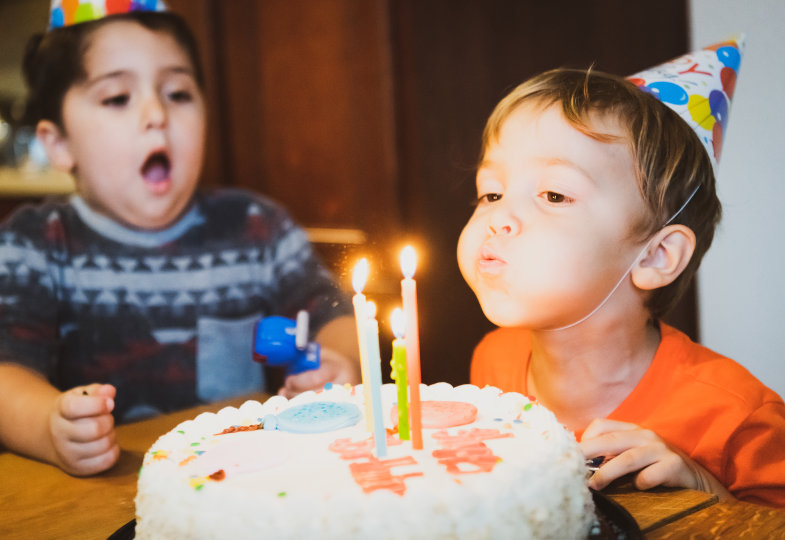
[0,188,351,422]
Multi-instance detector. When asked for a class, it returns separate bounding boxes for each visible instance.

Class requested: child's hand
[49,383,120,476]
[278,347,359,398]
[580,418,733,501]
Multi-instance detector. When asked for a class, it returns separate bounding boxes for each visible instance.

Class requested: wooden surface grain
[647,499,785,539]
[605,477,718,533]
[0,395,262,540]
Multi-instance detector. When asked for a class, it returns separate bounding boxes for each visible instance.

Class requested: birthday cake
[134,383,594,539]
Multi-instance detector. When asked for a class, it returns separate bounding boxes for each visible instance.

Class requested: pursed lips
[477,245,506,274]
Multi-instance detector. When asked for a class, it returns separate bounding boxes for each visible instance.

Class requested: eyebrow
[477,156,596,187]
[84,66,197,88]
[536,156,596,185]
[477,157,509,171]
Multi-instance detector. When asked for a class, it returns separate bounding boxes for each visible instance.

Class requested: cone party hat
[49,0,168,30]
[627,36,744,171]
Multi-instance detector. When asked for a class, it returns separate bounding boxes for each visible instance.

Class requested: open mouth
[141,151,171,184]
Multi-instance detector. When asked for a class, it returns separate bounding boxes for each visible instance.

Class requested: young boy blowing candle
[458,39,785,507]
[0,0,359,477]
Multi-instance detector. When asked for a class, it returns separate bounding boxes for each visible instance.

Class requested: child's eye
[101,94,130,107]
[542,191,573,204]
[168,90,193,103]
[475,193,502,205]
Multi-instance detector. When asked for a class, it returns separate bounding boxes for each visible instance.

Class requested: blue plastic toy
[253,311,320,375]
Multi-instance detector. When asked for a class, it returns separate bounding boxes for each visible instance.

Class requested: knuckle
[614,448,640,469]
[634,467,659,490]
[57,393,75,418]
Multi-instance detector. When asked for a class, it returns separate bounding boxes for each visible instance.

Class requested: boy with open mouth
[0,0,360,477]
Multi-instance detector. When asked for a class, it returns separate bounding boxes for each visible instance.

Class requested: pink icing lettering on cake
[348,456,423,495]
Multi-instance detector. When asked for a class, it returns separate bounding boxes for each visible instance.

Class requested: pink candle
[351,258,373,430]
[400,246,422,449]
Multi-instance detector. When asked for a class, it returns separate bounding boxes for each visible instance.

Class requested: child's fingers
[62,440,121,477]
[632,452,693,491]
[588,444,660,490]
[93,383,116,399]
[60,426,117,458]
[59,387,115,420]
[581,418,640,441]
[279,348,358,397]
[68,413,116,443]
[49,415,120,476]
[50,409,115,448]
[318,348,356,385]
[280,369,326,398]
[79,383,117,400]
[579,421,661,460]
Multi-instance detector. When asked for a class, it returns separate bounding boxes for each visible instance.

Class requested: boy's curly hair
[482,68,721,321]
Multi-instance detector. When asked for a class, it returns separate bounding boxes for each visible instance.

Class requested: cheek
[457,222,480,277]
[178,118,207,166]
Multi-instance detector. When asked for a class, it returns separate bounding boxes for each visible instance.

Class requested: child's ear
[631,225,696,291]
[35,120,75,173]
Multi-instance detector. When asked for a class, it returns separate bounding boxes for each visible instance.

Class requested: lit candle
[351,258,373,430]
[400,245,422,449]
[364,301,387,457]
[390,307,409,440]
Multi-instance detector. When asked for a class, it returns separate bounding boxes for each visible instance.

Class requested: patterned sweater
[0,188,351,422]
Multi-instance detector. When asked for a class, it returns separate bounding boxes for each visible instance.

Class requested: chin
[138,199,193,230]
[116,209,176,231]
[476,299,524,328]
[143,215,181,231]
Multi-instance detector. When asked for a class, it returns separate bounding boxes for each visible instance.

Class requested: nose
[142,93,167,130]
[487,205,521,236]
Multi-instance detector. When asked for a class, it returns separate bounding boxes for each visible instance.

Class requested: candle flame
[352,258,369,293]
[366,300,377,319]
[400,245,417,278]
[391,307,405,339]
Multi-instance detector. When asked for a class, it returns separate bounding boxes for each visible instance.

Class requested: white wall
[690,0,785,400]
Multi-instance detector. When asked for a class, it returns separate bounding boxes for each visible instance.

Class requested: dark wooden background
[2,0,694,385]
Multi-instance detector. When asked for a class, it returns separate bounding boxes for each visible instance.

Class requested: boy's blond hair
[482,68,721,320]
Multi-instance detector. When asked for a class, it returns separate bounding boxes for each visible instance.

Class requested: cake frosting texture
[135,383,594,539]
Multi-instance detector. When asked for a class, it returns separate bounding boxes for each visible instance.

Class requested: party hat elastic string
[546,184,700,332]
[545,35,743,333]
[627,36,744,173]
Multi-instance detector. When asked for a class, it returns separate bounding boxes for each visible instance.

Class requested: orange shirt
[470,322,785,507]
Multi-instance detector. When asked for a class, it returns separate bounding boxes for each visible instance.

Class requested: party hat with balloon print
[627,36,744,171]
[49,0,168,30]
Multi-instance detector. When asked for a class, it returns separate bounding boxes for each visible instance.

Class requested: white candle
[400,246,422,449]
[364,301,387,457]
[351,258,373,430]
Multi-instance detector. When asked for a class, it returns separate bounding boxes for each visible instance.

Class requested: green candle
[390,307,409,440]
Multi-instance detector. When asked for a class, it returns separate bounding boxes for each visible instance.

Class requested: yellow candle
[351,258,373,430]
[390,307,409,440]
[400,246,422,449]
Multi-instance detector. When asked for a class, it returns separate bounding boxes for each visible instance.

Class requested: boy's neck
[527,316,660,434]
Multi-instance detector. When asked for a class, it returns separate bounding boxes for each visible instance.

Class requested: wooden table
[2,395,784,539]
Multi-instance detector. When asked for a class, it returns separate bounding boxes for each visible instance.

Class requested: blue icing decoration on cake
[274,401,361,433]
[263,414,278,430]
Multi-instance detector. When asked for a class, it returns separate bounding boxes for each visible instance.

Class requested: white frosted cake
[135,383,594,539]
